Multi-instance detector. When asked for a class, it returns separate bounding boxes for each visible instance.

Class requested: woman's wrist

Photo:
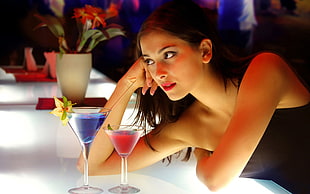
[118,75,141,93]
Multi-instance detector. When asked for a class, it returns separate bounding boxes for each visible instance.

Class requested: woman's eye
[164,51,176,59]
[144,58,155,65]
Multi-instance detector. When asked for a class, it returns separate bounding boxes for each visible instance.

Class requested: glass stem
[120,156,129,190]
[83,144,90,187]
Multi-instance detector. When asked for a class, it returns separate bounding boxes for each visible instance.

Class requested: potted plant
[35,2,125,104]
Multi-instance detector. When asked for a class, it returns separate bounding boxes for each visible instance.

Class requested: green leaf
[86,32,108,52]
[61,111,67,121]
[59,37,69,52]
[34,14,64,37]
[77,29,100,52]
[106,28,125,38]
[62,96,68,107]
[85,29,125,52]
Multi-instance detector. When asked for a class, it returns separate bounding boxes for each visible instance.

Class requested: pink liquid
[108,130,142,157]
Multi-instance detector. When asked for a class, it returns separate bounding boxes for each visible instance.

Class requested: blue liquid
[69,113,106,144]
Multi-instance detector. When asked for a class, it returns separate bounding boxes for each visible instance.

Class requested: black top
[241,103,310,194]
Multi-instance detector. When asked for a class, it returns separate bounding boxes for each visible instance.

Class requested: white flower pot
[56,53,92,104]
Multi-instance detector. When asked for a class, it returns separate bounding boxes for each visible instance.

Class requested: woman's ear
[199,39,212,63]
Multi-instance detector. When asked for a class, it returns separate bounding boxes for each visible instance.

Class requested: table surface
[0,68,291,194]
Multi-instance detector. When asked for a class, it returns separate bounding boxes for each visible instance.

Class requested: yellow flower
[50,96,76,125]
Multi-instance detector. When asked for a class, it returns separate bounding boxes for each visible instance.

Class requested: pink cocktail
[108,130,141,157]
[105,125,144,193]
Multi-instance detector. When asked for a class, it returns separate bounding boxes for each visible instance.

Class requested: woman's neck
[191,73,238,116]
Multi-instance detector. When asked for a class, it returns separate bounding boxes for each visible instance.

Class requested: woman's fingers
[141,79,158,96]
[143,64,158,95]
[149,81,158,96]
[127,57,158,96]
[145,66,153,87]
[142,82,149,95]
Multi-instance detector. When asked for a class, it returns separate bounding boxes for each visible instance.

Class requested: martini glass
[104,125,144,193]
[68,107,110,194]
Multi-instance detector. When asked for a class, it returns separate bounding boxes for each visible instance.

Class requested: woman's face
[140,30,206,101]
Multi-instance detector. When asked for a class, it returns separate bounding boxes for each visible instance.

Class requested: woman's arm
[86,108,198,175]
[78,58,146,174]
[195,53,290,191]
[83,57,172,175]
[86,96,212,175]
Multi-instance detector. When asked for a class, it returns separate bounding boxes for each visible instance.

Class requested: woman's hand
[122,57,158,95]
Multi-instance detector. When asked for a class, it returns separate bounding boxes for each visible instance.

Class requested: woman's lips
[161,82,176,91]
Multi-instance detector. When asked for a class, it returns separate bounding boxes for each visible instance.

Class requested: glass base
[108,185,140,193]
[68,185,103,194]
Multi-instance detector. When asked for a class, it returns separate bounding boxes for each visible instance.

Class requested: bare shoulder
[242,52,310,107]
[242,53,278,83]
[249,52,289,72]
[252,52,283,61]
[243,52,293,87]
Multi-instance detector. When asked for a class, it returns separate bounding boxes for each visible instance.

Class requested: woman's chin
[167,93,188,101]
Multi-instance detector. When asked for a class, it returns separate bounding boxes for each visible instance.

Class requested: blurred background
[0,0,309,84]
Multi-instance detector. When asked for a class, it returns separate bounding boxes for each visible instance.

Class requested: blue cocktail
[68,107,110,194]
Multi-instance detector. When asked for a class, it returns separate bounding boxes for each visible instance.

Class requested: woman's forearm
[86,78,139,175]
[103,77,138,126]
[79,58,146,175]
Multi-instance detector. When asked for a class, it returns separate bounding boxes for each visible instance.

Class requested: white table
[0,68,291,194]
[0,68,116,105]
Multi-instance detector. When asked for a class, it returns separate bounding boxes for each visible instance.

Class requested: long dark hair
[134,0,253,162]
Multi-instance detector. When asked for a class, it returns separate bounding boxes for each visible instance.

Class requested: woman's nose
[155,62,167,80]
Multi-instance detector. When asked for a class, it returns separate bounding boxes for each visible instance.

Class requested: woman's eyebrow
[159,45,175,54]
[142,45,175,57]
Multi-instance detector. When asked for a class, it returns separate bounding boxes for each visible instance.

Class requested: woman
[85,0,310,193]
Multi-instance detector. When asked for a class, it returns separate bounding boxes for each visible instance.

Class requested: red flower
[73,5,107,28]
[35,4,124,54]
